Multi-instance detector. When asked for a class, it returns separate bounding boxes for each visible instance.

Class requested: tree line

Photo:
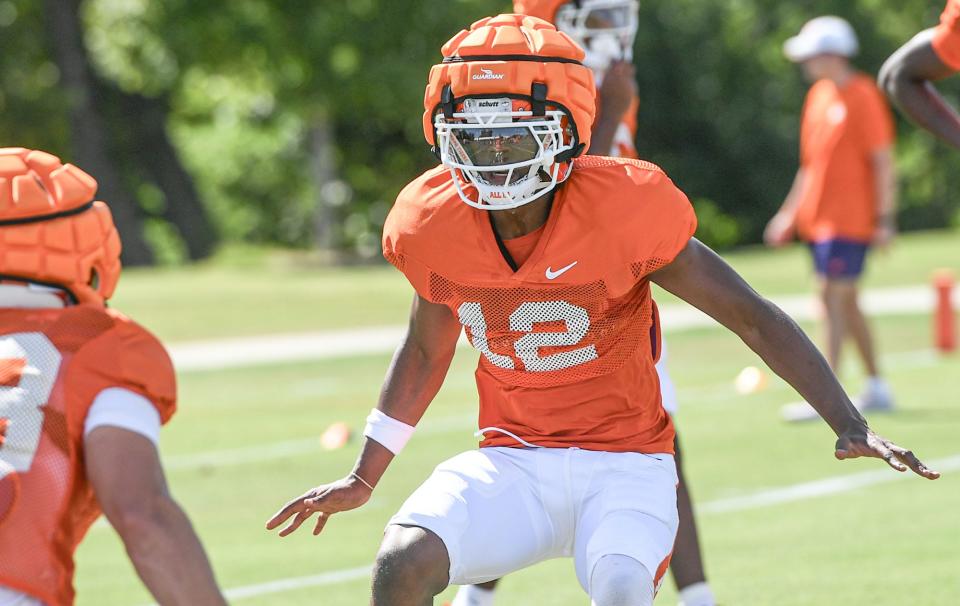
[0,0,956,265]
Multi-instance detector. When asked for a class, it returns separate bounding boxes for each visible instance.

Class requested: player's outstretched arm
[651,239,940,480]
[86,426,228,605]
[266,294,462,537]
[880,29,960,150]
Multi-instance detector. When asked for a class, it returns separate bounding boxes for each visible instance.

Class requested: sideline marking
[167,285,935,373]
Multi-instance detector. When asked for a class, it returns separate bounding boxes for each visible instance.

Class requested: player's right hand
[598,61,637,119]
[265,475,372,537]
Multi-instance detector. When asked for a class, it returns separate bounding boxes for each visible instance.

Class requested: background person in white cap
[765,16,898,422]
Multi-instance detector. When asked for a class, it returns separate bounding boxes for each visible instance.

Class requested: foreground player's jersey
[0,305,176,606]
[383,157,696,453]
[933,0,960,71]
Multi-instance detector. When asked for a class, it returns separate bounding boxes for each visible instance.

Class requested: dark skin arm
[880,28,960,149]
[266,294,462,536]
[87,427,227,605]
[651,239,939,479]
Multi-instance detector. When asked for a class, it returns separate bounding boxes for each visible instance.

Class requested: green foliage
[3,0,960,255]
[634,0,960,243]
[0,0,70,154]
[693,197,741,249]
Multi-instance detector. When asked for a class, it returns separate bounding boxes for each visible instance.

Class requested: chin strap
[441,84,455,119]
[432,85,458,159]
[531,82,547,117]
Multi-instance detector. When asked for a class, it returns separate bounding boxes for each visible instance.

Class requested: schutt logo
[472,68,505,81]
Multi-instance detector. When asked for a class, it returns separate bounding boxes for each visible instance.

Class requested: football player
[268,15,938,606]
[880,0,960,148]
[0,148,226,606]
[452,2,715,605]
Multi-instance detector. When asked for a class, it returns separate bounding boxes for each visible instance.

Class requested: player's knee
[372,525,449,601]
[589,554,655,606]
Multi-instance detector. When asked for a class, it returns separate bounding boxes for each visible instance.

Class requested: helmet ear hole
[89,268,100,291]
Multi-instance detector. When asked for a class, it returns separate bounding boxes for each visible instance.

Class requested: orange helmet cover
[0,148,121,304]
[423,14,596,153]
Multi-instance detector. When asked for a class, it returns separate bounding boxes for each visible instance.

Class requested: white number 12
[458,301,598,372]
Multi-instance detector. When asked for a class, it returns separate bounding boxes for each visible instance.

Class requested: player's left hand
[835,427,940,479]
[265,475,373,537]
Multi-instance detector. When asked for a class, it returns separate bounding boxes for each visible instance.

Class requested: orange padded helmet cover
[0,148,122,305]
[423,14,597,153]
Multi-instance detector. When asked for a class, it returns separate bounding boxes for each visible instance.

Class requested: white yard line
[210,453,960,601]
[223,566,372,600]
[169,325,407,372]
[167,285,936,373]
[698,453,960,514]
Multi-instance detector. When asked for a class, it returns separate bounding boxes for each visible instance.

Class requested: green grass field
[74,230,960,605]
[110,230,960,342]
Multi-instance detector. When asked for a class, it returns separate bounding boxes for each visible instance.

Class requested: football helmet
[424,14,596,210]
[0,148,121,305]
[514,0,639,74]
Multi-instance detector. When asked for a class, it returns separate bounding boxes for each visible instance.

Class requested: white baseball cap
[783,16,859,63]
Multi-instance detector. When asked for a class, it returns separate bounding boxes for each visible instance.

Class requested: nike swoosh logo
[545,261,578,280]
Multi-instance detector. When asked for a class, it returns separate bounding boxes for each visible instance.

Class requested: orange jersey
[795,73,895,243]
[0,305,175,606]
[933,0,960,71]
[383,157,697,454]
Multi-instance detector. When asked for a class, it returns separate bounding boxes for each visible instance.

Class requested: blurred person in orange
[0,148,226,606]
[880,1,960,148]
[765,17,898,422]
[451,2,715,605]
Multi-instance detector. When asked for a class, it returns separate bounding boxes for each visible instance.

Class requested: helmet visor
[450,125,541,167]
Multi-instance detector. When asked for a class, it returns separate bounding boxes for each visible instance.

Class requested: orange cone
[934,269,956,353]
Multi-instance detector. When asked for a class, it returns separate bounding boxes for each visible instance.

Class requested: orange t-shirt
[795,73,895,243]
[383,157,697,454]
[933,0,960,71]
[0,305,176,606]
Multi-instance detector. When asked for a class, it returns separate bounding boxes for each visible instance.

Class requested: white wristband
[363,408,416,455]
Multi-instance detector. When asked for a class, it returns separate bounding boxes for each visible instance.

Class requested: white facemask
[583,34,632,79]
[555,0,639,80]
[436,99,575,210]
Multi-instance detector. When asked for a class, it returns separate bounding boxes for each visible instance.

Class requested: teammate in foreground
[0,148,226,606]
[880,0,960,147]
[452,2,715,605]
[766,16,898,422]
[268,15,938,606]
